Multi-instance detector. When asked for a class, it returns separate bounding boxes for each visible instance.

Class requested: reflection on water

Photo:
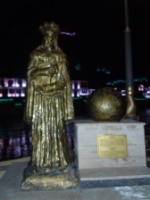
[0,119,74,161]
[1,106,150,161]
[0,120,32,161]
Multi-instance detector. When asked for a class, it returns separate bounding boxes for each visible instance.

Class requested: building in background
[0,77,150,99]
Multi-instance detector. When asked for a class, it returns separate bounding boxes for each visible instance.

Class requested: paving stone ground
[0,157,150,200]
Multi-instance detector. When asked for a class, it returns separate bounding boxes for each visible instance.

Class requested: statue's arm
[24,53,37,124]
[42,59,68,93]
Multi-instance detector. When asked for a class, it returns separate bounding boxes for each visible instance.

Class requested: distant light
[22,80,26,87]
[106,71,110,74]
[138,84,144,91]
[0,98,13,102]
[96,66,100,72]
[15,103,22,107]
[21,93,25,97]
[96,66,110,74]
[60,32,76,36]
[75,64,81,71]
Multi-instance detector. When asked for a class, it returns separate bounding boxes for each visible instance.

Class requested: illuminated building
[0,77,150,99]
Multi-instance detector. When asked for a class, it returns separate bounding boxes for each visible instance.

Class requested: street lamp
[124,0,137,119]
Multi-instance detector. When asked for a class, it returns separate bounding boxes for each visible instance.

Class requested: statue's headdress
[39,21,60,37]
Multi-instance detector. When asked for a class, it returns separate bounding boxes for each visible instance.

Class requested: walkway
[0,157,150,200]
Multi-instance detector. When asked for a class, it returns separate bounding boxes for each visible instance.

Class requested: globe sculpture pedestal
[74,87,150,188]
[75,119,150,188]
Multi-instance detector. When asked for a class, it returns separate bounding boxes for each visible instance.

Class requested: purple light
[60,32,76,36]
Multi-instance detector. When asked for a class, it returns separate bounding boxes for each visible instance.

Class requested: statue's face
[43,31,55,48]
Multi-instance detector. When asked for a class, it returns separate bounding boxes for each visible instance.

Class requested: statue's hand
[41,83,55,93]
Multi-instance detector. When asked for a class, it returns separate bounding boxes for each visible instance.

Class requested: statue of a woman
[22,22,77,189]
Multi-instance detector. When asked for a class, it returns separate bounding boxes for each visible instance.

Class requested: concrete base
[75,119,150,188]
[79,167,150,188]
[21,165,78,190]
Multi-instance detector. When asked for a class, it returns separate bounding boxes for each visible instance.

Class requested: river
[0,103,150,161]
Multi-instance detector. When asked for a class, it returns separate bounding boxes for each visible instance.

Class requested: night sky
[0,1,150,85]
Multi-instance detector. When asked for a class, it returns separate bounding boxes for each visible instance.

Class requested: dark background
[0,1,150,86]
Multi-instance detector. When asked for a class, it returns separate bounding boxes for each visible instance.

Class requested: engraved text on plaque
[97,134,127,159]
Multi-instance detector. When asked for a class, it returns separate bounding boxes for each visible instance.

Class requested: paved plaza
[0,157,150,200]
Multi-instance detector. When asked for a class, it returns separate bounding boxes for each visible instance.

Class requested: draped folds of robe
[24,46,75,172]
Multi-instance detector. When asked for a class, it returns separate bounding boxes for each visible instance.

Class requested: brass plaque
[97,134,127,159]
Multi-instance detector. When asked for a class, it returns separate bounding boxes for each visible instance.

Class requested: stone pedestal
[21,164,78,190]
[75,119,150,188]
[21,170,78,190]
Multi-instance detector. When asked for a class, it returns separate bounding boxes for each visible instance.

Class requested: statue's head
[39,21,60,49]
[39,21,60,37]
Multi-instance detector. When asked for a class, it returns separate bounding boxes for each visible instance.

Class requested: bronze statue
[22,22,77,190]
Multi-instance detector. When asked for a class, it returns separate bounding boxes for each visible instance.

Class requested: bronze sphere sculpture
[87,87,125,121]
